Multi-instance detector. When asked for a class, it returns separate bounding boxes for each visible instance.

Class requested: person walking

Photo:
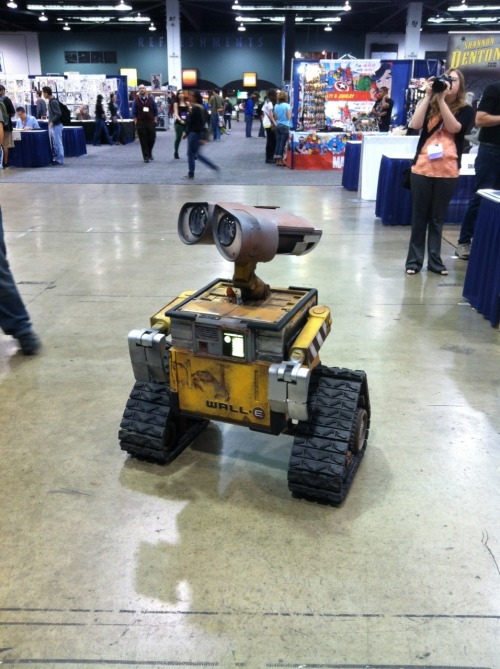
[209,89,224,142]
[0,206,41,355]
[273,91,292,166]
[455,80,500,260]
[108,93,122,144]
[132,85,158,163]
[42,86,64,166]
[182,90,219,180]
[92,94,114,146]
[262,89,277,163]
[223,98,233,134]
[404,70,473,276]
[173,90,190,159]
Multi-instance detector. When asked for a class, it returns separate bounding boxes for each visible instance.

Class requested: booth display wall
[0,32,41,74]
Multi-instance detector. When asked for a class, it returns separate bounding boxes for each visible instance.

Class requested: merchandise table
[70,120,135,144]
[358,134,420,200]
[37,123,88,157]
[375,154,476,226]
[463,191,500,328]
[9,130,52,168]
[341,141,362,191]
[287,131,363,170]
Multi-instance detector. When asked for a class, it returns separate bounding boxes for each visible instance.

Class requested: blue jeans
[187,132,218,177]
[210,113,221,141]
[274,124,290,159]
[0,206,32,337]
[92,117,113,145]
[458,143,500,244]
[245,114,253,137]
[49,123,64,164]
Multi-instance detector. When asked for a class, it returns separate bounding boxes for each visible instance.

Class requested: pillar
[282,12,296,84]
[404,2,422,60]
[166,0,182,89]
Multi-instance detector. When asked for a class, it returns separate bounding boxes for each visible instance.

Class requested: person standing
[42,86,64,166]
[182,90,219,180]
[455,80,500,260]
[35,90,47,119]
[372,86,394,132]
[0,85,15,168]
[273,91,292,166]
[173,90,190,159]
[262,89,277,163]
[404,70,473,276]
[108,93,122,144]
[132,85,158,164]
[244,94,255,137]
[209,89,224,142]
[223,98,233,134]
[0,206,41,355]
[92,94,114,146]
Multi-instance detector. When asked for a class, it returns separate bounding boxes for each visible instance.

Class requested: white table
[358,134,420,200]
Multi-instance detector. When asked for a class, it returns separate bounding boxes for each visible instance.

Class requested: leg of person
[174,123,183,158]
[405,173,433,273]
[148,123,156,160]
[196,133,219,172]
[258,120,265,138]
[245,114,253,137]
[0,207,40,354]
[52,123,64,164]
[103,121,113,145]
[457,144,500,258]
[136,122,149,161]
[427,177,458,274]
[92,119,102,146]
[274,126,286,165]
[184,131,197,178]
[265,128,274,162]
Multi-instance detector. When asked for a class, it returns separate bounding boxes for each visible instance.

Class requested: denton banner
[448,32,500,100]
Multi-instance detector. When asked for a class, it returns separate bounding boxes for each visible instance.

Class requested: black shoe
[16,331,41,355]
[182,174,194,180]
[144,159,150,163]
[150,155,154,161]
[174,154,179,159]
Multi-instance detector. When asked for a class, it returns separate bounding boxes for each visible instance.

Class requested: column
[282,12,296,84]
[166,0,182,88]
[404,2,422,60]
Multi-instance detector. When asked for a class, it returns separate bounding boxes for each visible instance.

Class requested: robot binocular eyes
[178,201,322,264]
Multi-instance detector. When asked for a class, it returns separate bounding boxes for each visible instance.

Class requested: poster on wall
[288,131,363,170]
[293,59,393,132]
[447,32,500,102]
[151,74,162,90]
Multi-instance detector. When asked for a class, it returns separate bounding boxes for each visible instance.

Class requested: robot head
[178,202,322,263]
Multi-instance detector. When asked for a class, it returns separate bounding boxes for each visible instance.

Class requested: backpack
[0,101,7,127]
[58,101,72,126]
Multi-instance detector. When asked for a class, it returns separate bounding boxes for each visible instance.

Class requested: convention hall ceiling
[1,0,500,34]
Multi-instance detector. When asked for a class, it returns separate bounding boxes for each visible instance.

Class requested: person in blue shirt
[273,91,292,166]
[244,95,255,138]
[15,107,40,130]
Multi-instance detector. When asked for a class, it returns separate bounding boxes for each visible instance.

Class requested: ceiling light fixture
[237,22,246,30]
[235,4,348,10]
[63,21,70,29]
[324,23,332,31]
[448,3,500,9]
[343,0,351,10]
[235,15,261,21]
[39,11,48,20]
[116,0,131,9]
[7,0,17,8]
[28,3,131,10]
[149,21,156,30]
[314,16,342,22]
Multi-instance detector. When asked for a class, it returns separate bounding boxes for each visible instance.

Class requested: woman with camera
[405,70,474,276]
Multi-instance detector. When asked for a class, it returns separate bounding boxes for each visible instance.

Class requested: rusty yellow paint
[289,306,331,366]
[150,291,196,332]
[170,348,272,428]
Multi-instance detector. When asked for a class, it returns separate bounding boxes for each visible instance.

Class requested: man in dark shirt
[42,86,64,165]
[132,85,158,163]
[456,81,500,259]
[372,86,394,132]
[0,85,15,168]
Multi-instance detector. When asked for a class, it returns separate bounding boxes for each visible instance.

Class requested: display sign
[243,72,257,87]
[120,68,137,87]
[447,32,500,100]
[288,131,363,170]
[151,73,162,90]
[182,68,198,87]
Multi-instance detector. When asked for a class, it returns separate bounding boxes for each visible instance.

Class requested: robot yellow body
[119,202,370,505]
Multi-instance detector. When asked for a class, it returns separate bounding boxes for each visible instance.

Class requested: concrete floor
[0,150,499,668]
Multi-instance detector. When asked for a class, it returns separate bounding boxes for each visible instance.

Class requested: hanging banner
[447,32,500,99]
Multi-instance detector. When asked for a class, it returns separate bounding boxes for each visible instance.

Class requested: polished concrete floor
[0,130,499,668]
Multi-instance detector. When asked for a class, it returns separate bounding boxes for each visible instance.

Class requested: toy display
[119,203,370,505]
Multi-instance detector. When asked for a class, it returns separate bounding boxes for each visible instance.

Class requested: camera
[432,74,453,94]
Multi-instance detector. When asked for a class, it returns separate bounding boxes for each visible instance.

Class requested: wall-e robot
[119,202,370,505]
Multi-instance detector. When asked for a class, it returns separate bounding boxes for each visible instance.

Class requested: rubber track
[119,380,209,464]
[287,365,370,505]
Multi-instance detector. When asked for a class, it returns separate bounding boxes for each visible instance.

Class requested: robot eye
[217,214,238,247]
[189,205,209,238]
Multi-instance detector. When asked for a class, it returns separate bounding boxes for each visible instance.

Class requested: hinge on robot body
[128,328,168,383]
[268,360,311,422]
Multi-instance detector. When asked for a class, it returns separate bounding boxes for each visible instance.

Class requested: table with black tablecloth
[342,141,362,191]
[375,154,476,226]
[9,130,52,168]
[462,191,500,328]
[70,120,135,145]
